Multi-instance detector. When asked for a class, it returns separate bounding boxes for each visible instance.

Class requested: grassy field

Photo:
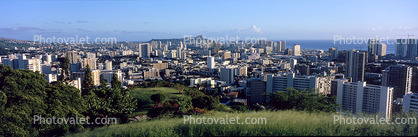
[129,87,184,116]
[67,110,417,136]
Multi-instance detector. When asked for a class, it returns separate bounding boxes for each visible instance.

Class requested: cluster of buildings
[1,36,418,119]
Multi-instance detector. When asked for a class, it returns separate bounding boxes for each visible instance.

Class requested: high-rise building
[235,66,247,77]
[105,60,112,70]
[72,69,101,86]
[403,92,418,112]
[289,58,297,68]
[66,51,80,64]
[382,64,412,99]
[295,64,310,75]
[336,81,393,120]
[266,73,318,94]
[345,50,365,82]
[329,47,338,59]
[406,39,418,59]
[292,44,301,56]
[139,43,151,58]
[330,78,350,97]
[207,56,215,69]
[368,39,386,56]
[274,41,286,52]
[220,66,235,84]
[377,44,387,56]
[83,58,97,69]
[368,39,379,55]
[396,39,407,57]
[246,78,266,105]
[176,47,182,59]
[43,54,52,65]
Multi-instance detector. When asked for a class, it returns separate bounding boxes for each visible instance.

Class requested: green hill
[67,110,417,136]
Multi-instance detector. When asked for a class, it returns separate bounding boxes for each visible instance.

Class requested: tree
[84,76,137,124]
[0,64,86,136]
[82,64,93,95]
[268,88,336,112]
[111,73,121,89]
[60,55,71,81]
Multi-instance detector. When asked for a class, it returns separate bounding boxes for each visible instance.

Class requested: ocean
[282,40,396,54]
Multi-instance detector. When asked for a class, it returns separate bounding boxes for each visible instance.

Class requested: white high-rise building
[377,43,387,56]
[336,80,393,120]
[105,60,112,70]
[207,56,215,69]
[266,73,329,94]
[403,92,418,112]
[289,58,297,68]
[293,44,301,56]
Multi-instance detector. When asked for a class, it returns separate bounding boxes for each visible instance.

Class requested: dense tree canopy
[268,88,337,112]
[0,64,86,136]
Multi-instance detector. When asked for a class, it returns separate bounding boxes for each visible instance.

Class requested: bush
[151,92,168,103]
[191,95,220,110]
[147,96,208,118]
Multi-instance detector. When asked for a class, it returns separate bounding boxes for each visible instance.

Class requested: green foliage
[0,90,6,110]
[269,88,336,112]
[82,65,93,95]
[60,55,71,81]
[147,96,205,118]
[230,105,248,112]
[68,110,418,136]
[192,95,220,110]
[84,81,137,124]
[151,92,168,103]
[111,73,121,89]
[0,64,85,136]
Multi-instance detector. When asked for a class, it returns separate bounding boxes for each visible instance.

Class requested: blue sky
[0,0,417,41]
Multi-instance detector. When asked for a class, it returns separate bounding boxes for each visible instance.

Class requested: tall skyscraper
[382,64,412,99]
[220,66,235,84]
[396,39,407,57]
[345,50,365,82]
[377,43,387,56]
[336,81,393,120]
[406,39,418,59]
[368,39,379,55]
[66,51,80,64]
[274,41,286,52]
[368,39,386,56]
[207,56,215,69]
[280,41,286,52]
[139,43,151,58]
[328,47,338,59]
[292,44,301,56]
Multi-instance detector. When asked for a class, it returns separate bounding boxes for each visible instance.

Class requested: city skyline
[1,0,418,41]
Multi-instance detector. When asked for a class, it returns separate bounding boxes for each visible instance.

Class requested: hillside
[67,110,417,136]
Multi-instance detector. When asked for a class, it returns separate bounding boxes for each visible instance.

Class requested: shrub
[192,95,220,110]
[151,92,168,103]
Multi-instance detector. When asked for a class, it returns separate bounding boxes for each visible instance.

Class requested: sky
[0,0,417,41]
